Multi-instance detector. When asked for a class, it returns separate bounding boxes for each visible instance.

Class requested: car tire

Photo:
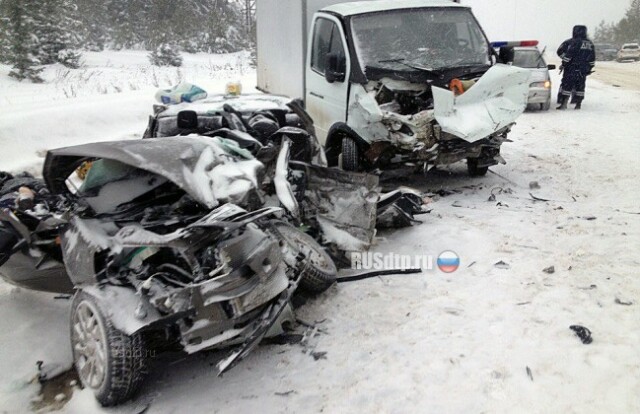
[71,291,148,406]
[542,99,551,111]
[271,222,337,293]
[467,158,489,177]
[341,137,359,172]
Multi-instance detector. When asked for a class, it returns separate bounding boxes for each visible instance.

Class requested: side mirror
[547,64,557,70]
[177,110,198,129]
[497,46,515,64]
[325,53,346,83]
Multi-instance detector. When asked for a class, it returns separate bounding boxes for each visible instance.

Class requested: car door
[305,15,350,145]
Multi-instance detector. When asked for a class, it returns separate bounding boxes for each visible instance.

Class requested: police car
[492,40,556,111]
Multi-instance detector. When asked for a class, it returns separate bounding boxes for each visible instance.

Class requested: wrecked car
[142,91,422,251]
[0,137,343,406]
[257,0,532,176]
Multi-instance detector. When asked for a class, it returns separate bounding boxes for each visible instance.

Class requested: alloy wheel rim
[72,301,108,389]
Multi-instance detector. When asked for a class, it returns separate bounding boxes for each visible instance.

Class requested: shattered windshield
[351,8,491,76]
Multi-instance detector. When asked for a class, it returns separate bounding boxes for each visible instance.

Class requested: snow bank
[0,50,256,173]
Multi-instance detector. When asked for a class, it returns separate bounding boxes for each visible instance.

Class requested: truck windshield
[351,8,491,76]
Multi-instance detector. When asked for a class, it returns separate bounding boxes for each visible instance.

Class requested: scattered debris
[615,298,633,306]
[275,390,297,397]
[542,266,555,274]
[569,325,593,344]
[467,261,476,268]
[529,193,551,202]
[311,351,327,361]
[582,216,597,221]
[578,284,597,290]
[494,261,511,270]
[529,181,541,190]
[526,366,534,381]
[376,189,429,229]
[517,301,531,306]
[264,334,304,345]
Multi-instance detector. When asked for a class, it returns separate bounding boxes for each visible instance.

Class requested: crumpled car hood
[44,136,263,209]
[432,64,531,143]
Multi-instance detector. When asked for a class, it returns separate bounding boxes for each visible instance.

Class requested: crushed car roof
[322,0,467,17]
[44,136,263,209]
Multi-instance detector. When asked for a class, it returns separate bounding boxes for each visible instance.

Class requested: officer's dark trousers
[559,68,586,104]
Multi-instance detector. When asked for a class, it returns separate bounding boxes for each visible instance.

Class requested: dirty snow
[0,52,639,413]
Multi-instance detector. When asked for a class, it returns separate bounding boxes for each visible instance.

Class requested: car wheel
[71,291,148,406]
[467,158,489,177]
[341,137,359,172]
[271,222,337,293]
[542,99,551,111]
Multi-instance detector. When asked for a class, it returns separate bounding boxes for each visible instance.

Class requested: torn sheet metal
[432,64,531,143]
[294,164,379,251]
[376,188,428,229]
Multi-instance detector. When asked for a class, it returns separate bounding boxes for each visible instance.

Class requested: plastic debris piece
[569,325,593,344]
[494,260,511,270]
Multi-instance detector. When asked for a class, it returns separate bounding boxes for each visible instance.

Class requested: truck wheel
[272,222,337,293]
[542,99,551,111]
[341,137,359,172]
[467,158,489,177]
[71,291,148,406]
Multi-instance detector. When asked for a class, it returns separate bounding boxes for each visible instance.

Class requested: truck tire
[71,291,148,406]
[467,158,489,177]
[341,137,359,172]
[271,222,337,293]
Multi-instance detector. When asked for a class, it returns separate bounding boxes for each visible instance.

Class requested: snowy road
[591,60,640,90]
[0,54,638,413]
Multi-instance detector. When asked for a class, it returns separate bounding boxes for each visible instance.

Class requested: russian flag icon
[437,251,460,273]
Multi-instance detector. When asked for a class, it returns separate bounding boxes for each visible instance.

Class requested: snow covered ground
[0,51,639,413]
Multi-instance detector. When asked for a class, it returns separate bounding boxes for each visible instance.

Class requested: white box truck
[256,0,531,176]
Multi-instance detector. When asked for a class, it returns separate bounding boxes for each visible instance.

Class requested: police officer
[556,25,596,110]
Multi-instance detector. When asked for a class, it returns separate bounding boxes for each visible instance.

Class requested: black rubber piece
[569,325,593,344]
[337,268,422,283]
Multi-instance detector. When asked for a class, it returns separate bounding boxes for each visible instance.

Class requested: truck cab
[257,0,530,176]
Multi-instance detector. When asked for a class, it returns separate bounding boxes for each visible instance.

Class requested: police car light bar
[491,40,539,48]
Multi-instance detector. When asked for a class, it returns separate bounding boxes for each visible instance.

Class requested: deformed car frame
[1,137,341,406]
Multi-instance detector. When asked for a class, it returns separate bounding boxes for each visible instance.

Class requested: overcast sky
[462,0,632,51]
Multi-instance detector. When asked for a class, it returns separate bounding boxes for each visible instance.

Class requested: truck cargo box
[256,0,363,99]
